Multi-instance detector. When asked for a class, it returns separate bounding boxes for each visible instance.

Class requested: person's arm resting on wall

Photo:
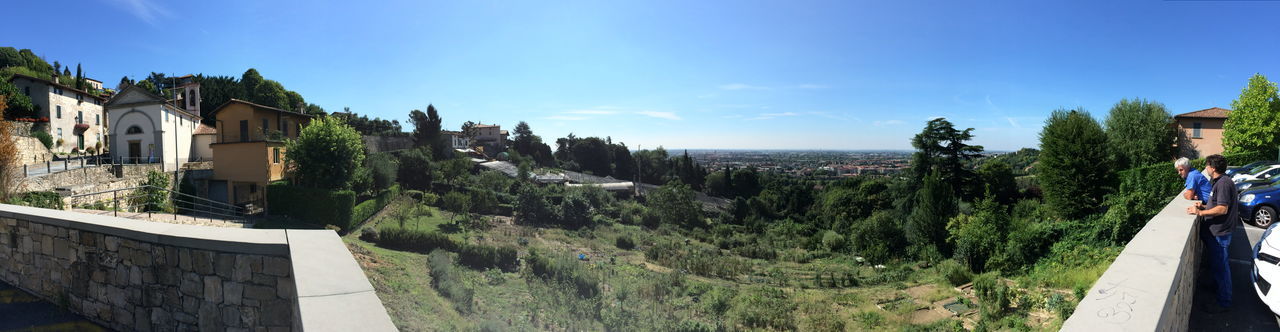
[1191,204,1227,217]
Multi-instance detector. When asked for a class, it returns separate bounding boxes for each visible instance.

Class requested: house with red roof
[1174,107,1231,159]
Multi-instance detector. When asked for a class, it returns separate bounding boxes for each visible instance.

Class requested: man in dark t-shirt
[1187,154,1237,312]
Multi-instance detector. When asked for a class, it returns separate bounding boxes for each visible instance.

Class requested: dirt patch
[909,307,952,324]
[904,284,939,299]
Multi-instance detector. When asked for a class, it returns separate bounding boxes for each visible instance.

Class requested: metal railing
[23,155,166,177]
[65,185,248,223]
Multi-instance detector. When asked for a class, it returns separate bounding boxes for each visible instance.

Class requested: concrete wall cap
[0,204,288,255]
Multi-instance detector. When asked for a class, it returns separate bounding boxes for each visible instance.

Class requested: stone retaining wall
[23,164,162,193]
[1060,196,1200,332]
[0,204,395,331]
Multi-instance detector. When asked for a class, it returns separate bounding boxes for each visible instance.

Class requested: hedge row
[1116,150,1273,200]
[266,184,356,230]
[376,226,517,271]
[352,185,401,227]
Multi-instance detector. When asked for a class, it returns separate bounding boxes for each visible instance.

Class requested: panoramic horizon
[5,0,1280,151]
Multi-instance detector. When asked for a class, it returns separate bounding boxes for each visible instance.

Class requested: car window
[1252,165,1274,173]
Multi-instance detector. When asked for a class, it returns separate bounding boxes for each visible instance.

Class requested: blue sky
[6,0,1280,151]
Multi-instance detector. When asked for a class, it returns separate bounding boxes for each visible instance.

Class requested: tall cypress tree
[906,170,957,260]
[1039,108,1113,219]
[74,63,83,90]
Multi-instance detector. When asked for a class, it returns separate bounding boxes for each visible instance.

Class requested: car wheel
[1256,206,1277,228]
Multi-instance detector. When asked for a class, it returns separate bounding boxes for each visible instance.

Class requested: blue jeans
[1202,228,1233,307]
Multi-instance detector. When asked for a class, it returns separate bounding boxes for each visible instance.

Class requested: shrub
[853,310,885,329]
[797,298,845,332]
[376,226,458,252]
[849,210,907,263]
[973,273,1012,319]
[515,186,557,225]
[646,240,751,279]
[32,130,52,149]
[701,286,737,315]
[725,286,795,330]
[525,250,599,298]
[8,191,63,209]
[427,250,473,313]
[351,185,401,227]
[821,230,845,252]
[615,236,635,250]
[267,183,357,231]
[938,260,973,286]
[457,244,518,272]
[946,196,1007,273]
[135,171,172,213]
[286,116,365,190]
[559,190,593,229]
[396,148,434,190]
[367,153,398,191]
[358,227,379,243]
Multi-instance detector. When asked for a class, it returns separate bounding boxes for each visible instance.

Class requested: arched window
[126,126,143,134]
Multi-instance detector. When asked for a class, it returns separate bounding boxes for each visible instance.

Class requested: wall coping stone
[1061,196,1200,331]
[286,230,395,331]
[0,204,288,256]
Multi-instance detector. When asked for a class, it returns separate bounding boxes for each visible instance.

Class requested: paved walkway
[70,209,252,228]
[0,280,106,331]
[23,159,103,177]
[1189,223,1280,331]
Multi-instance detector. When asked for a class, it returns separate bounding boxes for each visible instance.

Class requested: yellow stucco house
[207,99,312,209]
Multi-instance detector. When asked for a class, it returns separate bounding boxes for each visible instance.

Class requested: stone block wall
[22,163,161,193]
[0,211,295,331]
[0,204,396,331]
[1061,196,1201,331]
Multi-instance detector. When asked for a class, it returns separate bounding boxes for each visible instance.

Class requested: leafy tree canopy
[1223,74,1280,155]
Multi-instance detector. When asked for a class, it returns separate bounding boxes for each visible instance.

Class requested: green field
[343,196,1076,331]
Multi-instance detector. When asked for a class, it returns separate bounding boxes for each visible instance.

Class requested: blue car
[1239,184,1280,228]
[1239,176,1280,192]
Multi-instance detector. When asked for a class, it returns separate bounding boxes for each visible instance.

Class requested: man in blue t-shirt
[1177,157,1211,204]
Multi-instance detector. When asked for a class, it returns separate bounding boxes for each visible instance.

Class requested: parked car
[1240,184,1280,227]
[1252,222,1280,314]
[1239,176,1280,192]
[1234,164,1280,184]
[1229,161,1279,177]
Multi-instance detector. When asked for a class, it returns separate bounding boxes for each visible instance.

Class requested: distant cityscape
[682,149,1026,177]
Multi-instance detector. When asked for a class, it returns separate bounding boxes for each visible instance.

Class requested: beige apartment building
[9,73,109,154]
[1174,107,1230,159]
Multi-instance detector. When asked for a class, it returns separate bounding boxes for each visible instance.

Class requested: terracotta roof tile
[1174,107,1231,119]
[193,124,217,135]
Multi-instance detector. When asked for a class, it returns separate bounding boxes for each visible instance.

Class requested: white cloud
[747,112,801,120]
[719,83,771,90]
[545,115,589,121]
[873,120,905,127]
[637,111,682,120]
[104,0,172,25]
[1005,117,1021,128]
[564,109,618,115]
